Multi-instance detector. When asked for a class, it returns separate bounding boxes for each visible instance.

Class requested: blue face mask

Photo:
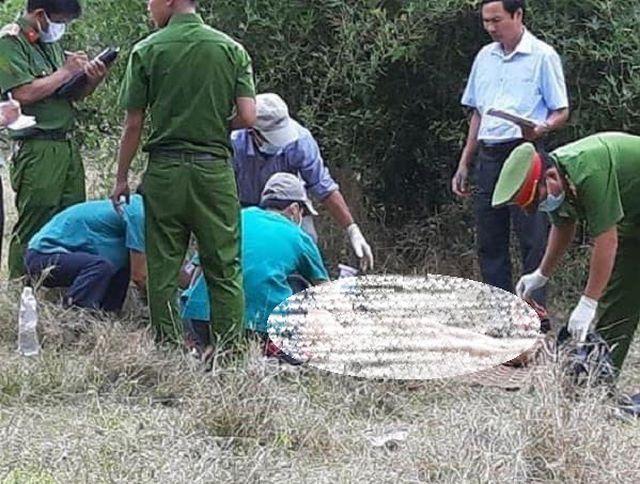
[538,190,565,213]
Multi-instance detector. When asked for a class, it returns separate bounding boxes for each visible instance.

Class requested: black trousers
[472,141,549,305]
[25,249,130,312]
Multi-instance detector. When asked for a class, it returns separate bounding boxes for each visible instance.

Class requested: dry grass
[1,294,639,482]
[1,163,640,483]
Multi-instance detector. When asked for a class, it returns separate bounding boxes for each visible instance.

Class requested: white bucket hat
[254,93,300,147]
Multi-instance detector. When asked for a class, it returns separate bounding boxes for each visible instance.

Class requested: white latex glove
[568,295,598,342]
[516,268,549,300]
[0,98,20,127]
[346,223,373,271]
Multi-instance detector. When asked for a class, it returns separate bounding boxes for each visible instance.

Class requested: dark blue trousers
[25,249,130,312]
[473,142,548,305]
[183,276,310,348]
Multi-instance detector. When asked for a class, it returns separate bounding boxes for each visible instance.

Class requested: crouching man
[181,173,330,361]
[25,193,146,312]
[492,132,640,380]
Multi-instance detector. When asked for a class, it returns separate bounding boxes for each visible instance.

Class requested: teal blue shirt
[181,207,329,332]
[28,196,145,269]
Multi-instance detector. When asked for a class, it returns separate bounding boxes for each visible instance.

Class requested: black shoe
[540,316,551,334]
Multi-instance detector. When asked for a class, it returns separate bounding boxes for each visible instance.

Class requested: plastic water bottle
[18,287,40,357]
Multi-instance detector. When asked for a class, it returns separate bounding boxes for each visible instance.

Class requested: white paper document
[486,108,538,129]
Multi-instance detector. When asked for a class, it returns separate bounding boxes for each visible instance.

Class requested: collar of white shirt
[490,29,534,60]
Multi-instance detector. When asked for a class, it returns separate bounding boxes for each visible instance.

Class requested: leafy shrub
[2,0,639,224]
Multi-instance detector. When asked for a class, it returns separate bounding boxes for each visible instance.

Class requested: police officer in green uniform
[111,0,256,344]
[493,132,640,377]
[0,0,108,278]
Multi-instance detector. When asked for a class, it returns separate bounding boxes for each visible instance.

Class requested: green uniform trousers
[8,139,85,278]
[595,234,640,373]
[143,154,244,344]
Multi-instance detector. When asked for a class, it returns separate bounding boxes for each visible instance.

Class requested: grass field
[1,164,640,483]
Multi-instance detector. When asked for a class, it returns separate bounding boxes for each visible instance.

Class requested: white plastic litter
[18,287,40,357]
[337,264,358,296]
[365,428,410,448]
[338,264,358,279]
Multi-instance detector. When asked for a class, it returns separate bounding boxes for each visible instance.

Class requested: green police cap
[492,143,542,208]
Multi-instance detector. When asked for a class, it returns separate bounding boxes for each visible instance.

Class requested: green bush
[2,0,640,224]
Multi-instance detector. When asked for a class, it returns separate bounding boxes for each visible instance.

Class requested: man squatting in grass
[180,173,329,363]
[0,0,110,278]
[494,133,640,380]
[111,0,257,344]
[24,192,146,312]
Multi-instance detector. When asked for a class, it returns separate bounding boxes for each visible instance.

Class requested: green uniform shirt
[118,13,255,158]
[0,18,75,137]
[549,132,640,237]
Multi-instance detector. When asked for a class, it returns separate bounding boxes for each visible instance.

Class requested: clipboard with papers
[486,108,538,129]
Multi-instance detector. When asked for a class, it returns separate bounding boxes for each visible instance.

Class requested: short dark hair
[27,0,82,19]
[260,199,309,215]
[480,0,525,18]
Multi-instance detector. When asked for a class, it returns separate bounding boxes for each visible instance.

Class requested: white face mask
[39,13,66,43]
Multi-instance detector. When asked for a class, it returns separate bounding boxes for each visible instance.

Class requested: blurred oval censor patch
[266,275,543,380]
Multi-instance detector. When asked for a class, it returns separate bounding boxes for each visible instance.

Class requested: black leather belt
[478,139,523,153]
[150,149,222,162]
[16,130,69,141]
